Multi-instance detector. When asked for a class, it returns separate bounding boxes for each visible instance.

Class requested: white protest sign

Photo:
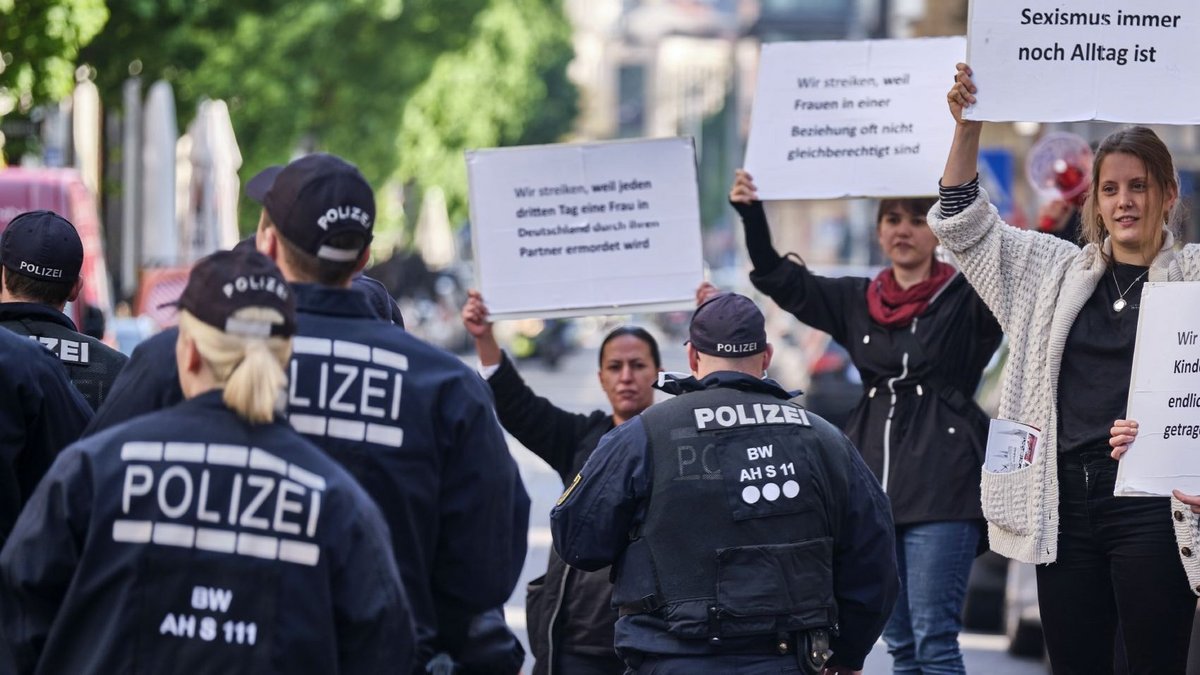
[1115,282,1200,496]
[743,37,964,200]
[966,0,1200,123]
[466,138,703,319]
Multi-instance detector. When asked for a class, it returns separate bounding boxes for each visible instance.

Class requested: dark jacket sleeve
[2,344,91,546]
[827,433,899,670]
[83,329,183,437]
[735,200,865,346]
[0,446,92,674]
[431,369,531,653]
[332,491,417,674]
[749,257,864,347]
[487,352,604,482]
[551,417,651,572]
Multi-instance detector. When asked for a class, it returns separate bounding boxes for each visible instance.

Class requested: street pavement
[489,333,1047,674]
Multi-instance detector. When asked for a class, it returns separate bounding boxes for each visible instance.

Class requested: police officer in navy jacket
[551,293,898,674]
[83,153,530,670]
[0,325,92,548]
[0,249,413,674]
[0,210,128,410]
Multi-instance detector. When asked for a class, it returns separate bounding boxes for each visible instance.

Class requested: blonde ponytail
[178,309,293,423]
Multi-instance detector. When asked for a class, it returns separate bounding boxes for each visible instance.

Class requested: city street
[494,335,1047,674]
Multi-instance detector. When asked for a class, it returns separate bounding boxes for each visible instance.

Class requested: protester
[0,249,414,674]
[0,325,92,548]
[86,153,530,672]
[936,63,1200,673]
[462,290,660,675]
[727,168,1000,673]
[0,210,128,410]
[551,293,898,675]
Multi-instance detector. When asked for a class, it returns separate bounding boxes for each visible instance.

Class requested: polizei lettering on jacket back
[287,337,407,448]
[115,442,326,566]
[693,402,810,430]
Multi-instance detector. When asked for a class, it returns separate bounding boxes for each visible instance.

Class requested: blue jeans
[882,520,980,675]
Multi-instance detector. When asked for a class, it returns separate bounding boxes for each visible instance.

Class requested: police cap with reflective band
[688,292,767,357]
[246,153,375,263]
[0,210,84,283]
[177,249,296,338]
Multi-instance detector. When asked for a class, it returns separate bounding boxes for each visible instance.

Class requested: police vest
[0,315,128,411]
[614,387,838,639]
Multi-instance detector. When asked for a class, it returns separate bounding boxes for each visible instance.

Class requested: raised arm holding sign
[931,62,1200,671]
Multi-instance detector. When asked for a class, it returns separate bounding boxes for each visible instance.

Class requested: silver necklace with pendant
[1111,266,1149,312]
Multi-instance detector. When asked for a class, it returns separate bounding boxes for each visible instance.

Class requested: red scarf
[866,261,956,328]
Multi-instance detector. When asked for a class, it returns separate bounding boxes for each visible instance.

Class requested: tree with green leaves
[395,0,578,225]
[0,0,108,107]
[83,0,493,193]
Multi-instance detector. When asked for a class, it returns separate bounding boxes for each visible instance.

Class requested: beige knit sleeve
[928,188,1079,334]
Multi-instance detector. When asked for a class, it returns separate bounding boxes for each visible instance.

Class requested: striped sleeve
[938,174,980,218]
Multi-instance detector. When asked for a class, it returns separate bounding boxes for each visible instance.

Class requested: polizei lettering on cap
[223,275,289,301]
[19,261,63,278]
[693,403,810,430]
[316,205,372,230]
[715,342,757,354]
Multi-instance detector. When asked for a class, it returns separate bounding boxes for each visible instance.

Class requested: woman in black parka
[729,169,1002,675]
[461,291,661,675]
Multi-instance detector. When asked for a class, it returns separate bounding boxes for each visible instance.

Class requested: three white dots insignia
[742,480,801,505]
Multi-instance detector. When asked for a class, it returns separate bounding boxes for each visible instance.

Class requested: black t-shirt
[1057,262,1149,454]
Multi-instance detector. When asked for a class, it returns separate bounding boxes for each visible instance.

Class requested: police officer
[85,248,399,434]
[0,210,128,410]
[0,249,414,674]
[551,293,899,674]
[87,153,530,671]
[0,325,92,548]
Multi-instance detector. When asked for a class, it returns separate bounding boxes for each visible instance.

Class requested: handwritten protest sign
[743,37,964,200]
[966,0,1200,123]
[1115,282,1200,496]
[466,138,703,319]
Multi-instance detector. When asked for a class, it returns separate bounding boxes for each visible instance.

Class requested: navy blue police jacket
[550,372,898,671]
[82,284,530,667]
[0,326,92,548]
[0,302,130,411]
[84,275,399,435]
[0,390,414,674]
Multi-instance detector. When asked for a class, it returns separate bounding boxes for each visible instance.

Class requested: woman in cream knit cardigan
[933,64,1200,674]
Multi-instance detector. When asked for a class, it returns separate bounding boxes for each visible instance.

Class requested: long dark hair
[599,326,661,368]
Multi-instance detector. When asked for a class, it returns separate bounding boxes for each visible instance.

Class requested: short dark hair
[599,326,661,368]
[271,223,362,286]
[876,197,937,226]
[2,265,73,306]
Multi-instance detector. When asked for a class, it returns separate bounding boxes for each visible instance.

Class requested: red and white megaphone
[1026,132,1093,232]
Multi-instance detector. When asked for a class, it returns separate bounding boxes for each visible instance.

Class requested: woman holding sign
[728,172,1001,674]
[936,64,1200,673]
[462,290,661,675]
